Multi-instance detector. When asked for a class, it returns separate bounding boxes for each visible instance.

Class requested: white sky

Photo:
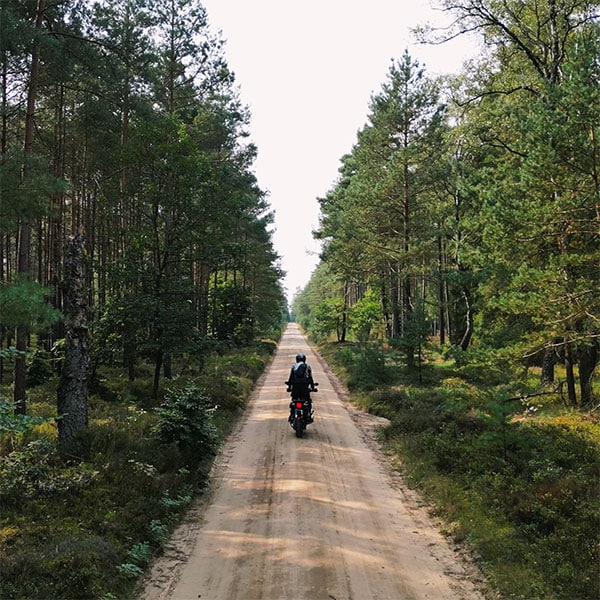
[200,0,476,302]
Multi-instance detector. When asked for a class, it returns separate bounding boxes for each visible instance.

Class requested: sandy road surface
[141,324,484,600]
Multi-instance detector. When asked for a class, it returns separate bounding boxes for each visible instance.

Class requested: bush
[0,439,100,504]
[210,352,266,380]
[443,345,507,385]
[325,339,600,600]
[254,339,277,355]
[0,342,275,599]
[335,346,356,369]
[154,383,220,465]
[347,347,390,391]
[26,350,56,386]
[0,400,55,442]
[201,375,252,414]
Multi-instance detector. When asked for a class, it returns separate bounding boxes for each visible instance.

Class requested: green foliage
[154,383,220,464]
[210,282,255,346]
[160,487,192,512]
[325,340,600,600]
[0,439,104,510]
[444,345,508,386]
[300,5,600,407]
[0,279,62,331]
[346,346,391,392]
[0,400,55,438]
[254,338,278,355]
[335,346,356,370]
[26,350,56,386]
[349,289,381,345]
[0,347,23,361]
[0,342,271,600]
[0,150,68,231]
[116,543,152,579]
[390,297,431,369]
[309,296,346,342]
[149,520,170,545]
[1,532,121,600]
[197,351,267,419]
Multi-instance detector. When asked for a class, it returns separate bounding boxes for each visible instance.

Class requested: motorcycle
[286,383,318,438]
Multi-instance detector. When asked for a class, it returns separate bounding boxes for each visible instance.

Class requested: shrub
[0,439,100,504]
[255,339,277,355]
[154,383,220,465]
[1,532,120,599]
[26,350,56,386]
[335,346,356,369]
[0,400,55,436]
[212,352,266,380]
[347,346,390,391]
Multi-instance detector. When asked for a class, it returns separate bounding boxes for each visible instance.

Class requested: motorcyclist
[286,352,316,423]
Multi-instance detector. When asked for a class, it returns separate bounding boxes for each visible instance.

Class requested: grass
[320,340,600,600]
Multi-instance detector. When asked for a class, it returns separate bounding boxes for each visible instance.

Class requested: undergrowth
[321,341,600,600]
[0,341,275,600]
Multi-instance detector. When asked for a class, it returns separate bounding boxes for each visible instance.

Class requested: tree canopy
[300,0,600,405]
[0,0,286,411]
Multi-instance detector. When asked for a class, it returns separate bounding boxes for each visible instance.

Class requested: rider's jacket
[287,361,314,400]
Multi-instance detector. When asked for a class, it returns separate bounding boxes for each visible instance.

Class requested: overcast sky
[200,0,475,302]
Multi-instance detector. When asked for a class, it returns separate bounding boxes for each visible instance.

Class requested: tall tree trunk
[163,353,172,379]
[564,343,578,406]
[459,287,473,351]
[438,235,446,345]
[1,50,7,386]
[381,277,391,338]
[578,341,598,406]
[340,280,348,343]
[14,0,47,415]
[124,336,136,382]
[153,349,163,399]
[57,235,89,453]
[541,347,556,384]
[389,267,400,339]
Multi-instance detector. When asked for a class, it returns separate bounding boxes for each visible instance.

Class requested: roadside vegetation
[1,3,287,598]
[294,3,599,598]
[0,340,277,600]
[317,340,599,600]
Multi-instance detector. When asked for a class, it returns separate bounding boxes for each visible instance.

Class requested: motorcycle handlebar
[283,382,319,391]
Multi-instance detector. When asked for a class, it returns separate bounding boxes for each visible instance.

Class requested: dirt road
[141,324,484,600]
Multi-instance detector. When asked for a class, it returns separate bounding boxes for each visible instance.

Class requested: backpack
[292,362,309,382]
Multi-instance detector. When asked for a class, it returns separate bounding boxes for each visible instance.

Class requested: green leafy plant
[149,520,170,545]
[154,383,220,464]
[347,346,390,391]
[0,400,57,451]
[27,349,56,386]
[117,542,152,579]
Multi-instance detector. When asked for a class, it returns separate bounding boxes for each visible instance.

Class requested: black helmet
[296,353,306,363]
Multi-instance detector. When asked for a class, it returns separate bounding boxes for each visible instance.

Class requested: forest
[293,1,599,598]
[1,1,285,598]
[1,0,287,417]
[0,0,599,599]
[295,0,599,408]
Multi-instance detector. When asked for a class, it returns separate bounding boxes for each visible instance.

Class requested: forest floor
[139,323,487,600]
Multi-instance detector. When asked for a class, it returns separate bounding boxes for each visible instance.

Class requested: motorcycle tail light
[295,402,303,409]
